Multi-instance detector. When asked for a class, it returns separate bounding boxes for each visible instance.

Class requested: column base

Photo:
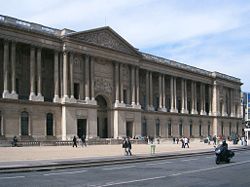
[132,104,141,109]
[69,95,77,103]
[3,90,18,99]
[170,108,178,113]
[181,109,188,114]
[36,93,44,101]
[200,110,207,115]
[114,102,126,108]
[191,110,198,115]
[53,95,61,103]
[61,95,70,103]
[29,92,37,101]
[222,112,228,117]
[230,113,235,117]
[146,105,155,111]
[158,107,167,112]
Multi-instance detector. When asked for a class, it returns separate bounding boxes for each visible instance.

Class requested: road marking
[0,176,25,180]
[181,158,199,162]
[147,161,172,166]
[91,159,250,186]
[43,170,87,176]
[93,176,166,187]
[205,156,213,159]
[170,159,250,177]
[102,165,135,171]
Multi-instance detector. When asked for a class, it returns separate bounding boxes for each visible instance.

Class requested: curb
[0,147,249,174]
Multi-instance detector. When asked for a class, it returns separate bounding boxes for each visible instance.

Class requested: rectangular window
[156,122,160,137]
[190,124,193,137]
[199,124,202,137]
[179,123,183,137]
[208,124,210,136]
[221,122,224,136]
[168,122,172,136]
[229,123,232,136]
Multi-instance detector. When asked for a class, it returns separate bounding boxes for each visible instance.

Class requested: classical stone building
[0,15,243,141]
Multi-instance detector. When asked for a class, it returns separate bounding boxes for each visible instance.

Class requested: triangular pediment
[66,27,139,56]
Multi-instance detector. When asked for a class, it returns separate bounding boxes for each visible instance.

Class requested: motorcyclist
[221,140,229,157]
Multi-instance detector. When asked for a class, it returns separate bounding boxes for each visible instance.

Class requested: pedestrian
[81,134,87,147]
[73,136,77,148]
[12,136,18,147]
[173,137,175,144]
[122,137,132,156]
[181,138,185,148]
[184,137,189,148]
[176,137,179,144]
[213,135,217,145]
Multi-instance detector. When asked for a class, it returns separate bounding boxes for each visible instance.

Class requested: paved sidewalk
[0,141,247,173]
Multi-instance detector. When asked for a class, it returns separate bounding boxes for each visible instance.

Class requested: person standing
[122,137,132,156]
[81,134,87,147]
[73,136,77,148]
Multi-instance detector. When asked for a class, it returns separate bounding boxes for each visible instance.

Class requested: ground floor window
[168,120,172,136]
[156,119,160,137]
[21,111,29,136]
[208,122,211,136]
[179,122,183,137]
[221,122,224,136]
[46,113,53,136]
[199,123,202,137]
[0,111,2,135]
[142,120,147,137]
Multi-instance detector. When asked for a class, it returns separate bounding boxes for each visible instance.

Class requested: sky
[0,0,249,91]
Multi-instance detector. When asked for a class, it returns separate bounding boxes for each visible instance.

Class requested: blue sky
[1,0,249,91]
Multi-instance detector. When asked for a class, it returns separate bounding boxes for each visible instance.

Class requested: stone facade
[0,15,243,141]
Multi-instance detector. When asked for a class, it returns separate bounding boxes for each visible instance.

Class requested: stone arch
[96,94,110,138]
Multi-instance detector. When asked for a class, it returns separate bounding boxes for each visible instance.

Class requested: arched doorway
[96,95,108,138]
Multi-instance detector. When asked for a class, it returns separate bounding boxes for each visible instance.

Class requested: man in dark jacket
[122,137,132,156]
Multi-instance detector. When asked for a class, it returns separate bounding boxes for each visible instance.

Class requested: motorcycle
[215,145,235,164]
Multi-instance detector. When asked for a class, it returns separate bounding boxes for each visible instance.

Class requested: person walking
[81,134,87,147]
[122,137,132,156]
[184,137,189,148]
[73,136,78,148]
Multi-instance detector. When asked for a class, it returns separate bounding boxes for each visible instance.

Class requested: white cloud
[0,0,250,90]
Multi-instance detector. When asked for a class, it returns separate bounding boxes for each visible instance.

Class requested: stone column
[90,58,95,102]
[191,81,198,114]
[131,66,135,105]
[85,55,90,101]
[29,46,36,100]
[200,83,206,115]
[170,76,174,112]
[158,73,162,110]
[181,79,185,113]
[120,64,124,104]
[114,62,119,105]
[10,41,18,99]
[203,84,207,115]
[184,80,188,113]
[162,75,166,111]
[2,40,9,98]
[212,81,219,116]
[53,51,60,102]
[149,72,153,109]
[69,53,76,102]
[170,76,177,113]
[136,67,140,106]
[62,51,69,102]
[146,71,150,109]
[222,90,228,117]
[174,77,177,112]
[59,53,63,98]
[208,85,212,115]
[36,47,44,101]
[230,89,235,117]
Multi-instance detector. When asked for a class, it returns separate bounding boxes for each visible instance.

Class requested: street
[0,150,250,187]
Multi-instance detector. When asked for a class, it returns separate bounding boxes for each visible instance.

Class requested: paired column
[181,79,188,113]
[53,51,60,102]
[29,46,44,101]
[158,74,166,111]
[170,76,177,113]
[200,83,206,115]
[191,81,198,114]
[230,89,235,117]
[2,40,18,99]
[62,50,69,102]
[208,85,212,115]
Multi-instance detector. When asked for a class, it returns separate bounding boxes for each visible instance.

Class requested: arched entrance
[96,95,108,138]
